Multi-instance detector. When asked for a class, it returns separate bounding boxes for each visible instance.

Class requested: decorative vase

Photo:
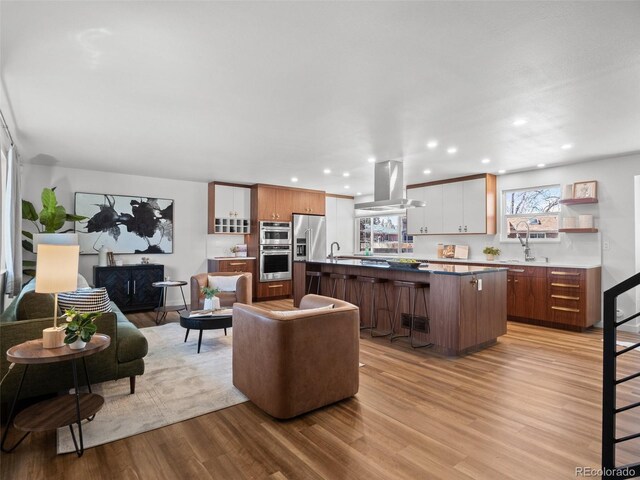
[69,338,87,350]
[485,254,495,261]
[98,245,109,267]
[203,296,220,310]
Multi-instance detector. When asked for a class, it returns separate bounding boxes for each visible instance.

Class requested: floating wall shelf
[559,228,599,233]
[559,198,598,205]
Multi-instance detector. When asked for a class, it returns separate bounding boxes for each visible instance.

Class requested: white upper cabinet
[214,185,235,218]
[233,186,251,219]
[210,183,252,234]
[406,175,496,235]
[461,178,487,233]
[406,188,425,235]
[325,196,354,255]
[441,181,464,234]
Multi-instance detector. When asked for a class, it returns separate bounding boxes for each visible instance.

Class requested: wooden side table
[0,334,111,457]
[152,280,188,324]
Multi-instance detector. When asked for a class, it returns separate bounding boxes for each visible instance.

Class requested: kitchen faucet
[514,220,535,262]
[328,241,340,260]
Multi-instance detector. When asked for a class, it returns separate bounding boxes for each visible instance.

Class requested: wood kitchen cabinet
[428,259,601,331]
[254,185,293,221]
[207,258,255,278]
[94,265,163,312]
[407,174,496,235]
[293,190,326,215]
[506,266,547,321]
[547,267,600,329]
[257,280,292,299]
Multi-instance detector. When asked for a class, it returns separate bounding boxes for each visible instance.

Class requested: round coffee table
[179,310,233,354]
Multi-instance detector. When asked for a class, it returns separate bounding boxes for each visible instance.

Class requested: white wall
[21,164,208,306]
[635,175,640,322]
[413,153,640,331]
[206,234,246,258]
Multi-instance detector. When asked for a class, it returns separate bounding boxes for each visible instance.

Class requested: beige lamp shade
[35,244,80,293]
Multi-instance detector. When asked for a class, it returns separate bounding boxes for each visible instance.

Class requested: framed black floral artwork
[74,192,174,254]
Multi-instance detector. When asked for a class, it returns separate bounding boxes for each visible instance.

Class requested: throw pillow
[58,287,112,314]
[208,275,241,292]
[271,304,335,318]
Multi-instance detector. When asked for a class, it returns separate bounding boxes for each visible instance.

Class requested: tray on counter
[386,260,423,269]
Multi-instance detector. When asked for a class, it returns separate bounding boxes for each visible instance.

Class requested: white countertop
[350,254,601,269]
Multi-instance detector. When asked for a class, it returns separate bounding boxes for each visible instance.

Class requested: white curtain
[3,146,22,296]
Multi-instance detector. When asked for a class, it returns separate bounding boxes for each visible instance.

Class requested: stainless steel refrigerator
[293,214,326,261]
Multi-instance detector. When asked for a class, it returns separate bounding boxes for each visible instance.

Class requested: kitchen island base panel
[295,261,507,356]
[507,316,591,332]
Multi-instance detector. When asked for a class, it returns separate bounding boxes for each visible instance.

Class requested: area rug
[57,323,247,454]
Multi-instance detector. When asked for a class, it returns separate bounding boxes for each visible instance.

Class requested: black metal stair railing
[602,271,640,480]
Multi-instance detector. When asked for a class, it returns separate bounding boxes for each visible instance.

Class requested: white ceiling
[2,1,640,196]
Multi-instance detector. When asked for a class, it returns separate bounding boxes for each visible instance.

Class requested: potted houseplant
[64,308,99,350]
[482,246,501,261]
[201,286,221,311]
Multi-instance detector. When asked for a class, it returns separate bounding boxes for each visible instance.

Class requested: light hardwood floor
[2,300,638,479]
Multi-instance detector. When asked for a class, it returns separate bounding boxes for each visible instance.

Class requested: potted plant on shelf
[201,286,221,311]
[63,308,99,350]
[482,246,501,261]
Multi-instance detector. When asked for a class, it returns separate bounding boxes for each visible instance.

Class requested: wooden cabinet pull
[551,294,580,301]
[229,262,246,266]
[551,306,580,313]
[268,284,283,288]
[508,269,525,273]
[551,282,580,288]
[551,271,580,276]
[513,279,519,283]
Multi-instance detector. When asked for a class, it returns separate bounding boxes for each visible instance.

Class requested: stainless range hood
[355,160,426,211]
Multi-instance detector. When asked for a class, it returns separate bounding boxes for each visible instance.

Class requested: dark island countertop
[300,258,507,276]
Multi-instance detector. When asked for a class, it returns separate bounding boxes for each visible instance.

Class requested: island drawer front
[505,265,546,277]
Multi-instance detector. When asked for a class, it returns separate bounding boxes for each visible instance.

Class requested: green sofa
[0,280,148,404]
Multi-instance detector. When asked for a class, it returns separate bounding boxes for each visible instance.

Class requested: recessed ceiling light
[367,157,376,163]
[481,158,491,164]
[513,118,528,127]
[537,163,545,168]
[343,172,350,177]
[323,168,331,174]
[344,185,350,189]
[447,147,457,154]
[356,192,362,196]
[426,140,438,149]
[291,177,298,182]
[498,169,506,174]
[561,143,573,150]
[423,169,432,174]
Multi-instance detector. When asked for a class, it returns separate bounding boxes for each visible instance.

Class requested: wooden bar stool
[356,276,392,335]
[390,280,432,348]
[306,271,328,295]
[329,273,357,302]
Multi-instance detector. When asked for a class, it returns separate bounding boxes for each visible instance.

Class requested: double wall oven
[259,221,292,282]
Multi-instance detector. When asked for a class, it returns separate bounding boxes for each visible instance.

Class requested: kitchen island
[293,259,508,356]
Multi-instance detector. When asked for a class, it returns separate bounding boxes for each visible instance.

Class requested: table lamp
[35,244,80,348]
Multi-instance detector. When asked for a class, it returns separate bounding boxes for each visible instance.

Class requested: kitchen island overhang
[293,259,508,356]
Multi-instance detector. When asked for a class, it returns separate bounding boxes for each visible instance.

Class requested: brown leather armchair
[232,294,360,419]
[190,272,252,310]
